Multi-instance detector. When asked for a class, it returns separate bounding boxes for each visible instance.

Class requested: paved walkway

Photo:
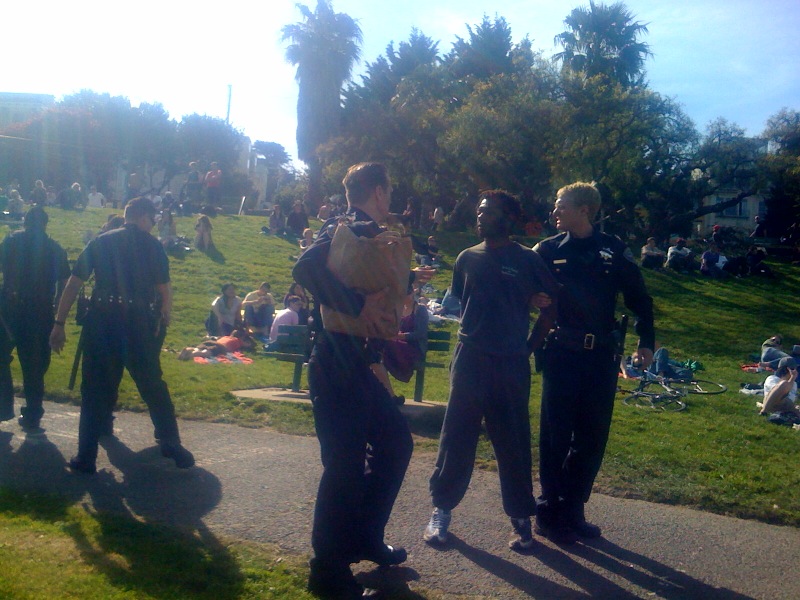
[1,398,798,599]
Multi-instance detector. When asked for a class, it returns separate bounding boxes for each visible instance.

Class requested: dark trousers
[244,304,273,330]
[78,309,180,461]
[0,306,52,420]
[308,332,413,565]
[538,344,619,516]
[429,342,535,518]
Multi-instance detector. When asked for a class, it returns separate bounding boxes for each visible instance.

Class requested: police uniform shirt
[73,223,169,304]
[453,241,559,356]
[534,230,654,350]
[0,230,70,307]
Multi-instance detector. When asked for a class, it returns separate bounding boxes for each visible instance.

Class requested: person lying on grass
[179,329,254,360]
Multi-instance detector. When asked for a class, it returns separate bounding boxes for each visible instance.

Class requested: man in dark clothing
[533,182,654,544]
[49,197,193,474]
[293,163,430,600]
[423,190,559,552]
[0,206,71,428]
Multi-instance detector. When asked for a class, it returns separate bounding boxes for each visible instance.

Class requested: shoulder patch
[623,247,637,264]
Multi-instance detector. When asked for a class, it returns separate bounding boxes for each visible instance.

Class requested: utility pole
[226,85,232,124]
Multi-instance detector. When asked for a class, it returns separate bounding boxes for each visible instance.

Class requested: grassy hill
[6,207,800,527]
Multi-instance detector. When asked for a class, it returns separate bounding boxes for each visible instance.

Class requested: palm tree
[282,1,362,205]
[554,1,652,88]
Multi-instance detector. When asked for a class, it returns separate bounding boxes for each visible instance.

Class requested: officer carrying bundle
[321,225,411,339]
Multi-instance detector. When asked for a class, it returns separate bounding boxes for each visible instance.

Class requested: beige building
[694,191,765,237]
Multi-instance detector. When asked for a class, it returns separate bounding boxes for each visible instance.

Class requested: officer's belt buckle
[583,334,595,350]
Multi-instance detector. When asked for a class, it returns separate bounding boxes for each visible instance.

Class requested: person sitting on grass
[266,295,302,348]
[666,238,696,272]
[283,282,310,326]
[700,242,728,279]
[640,237,666,270]
[158,209,177,249]
[178,329,255,360]
[242,282,275,341]
[759,335,800,370]
[759,357,800,423]
[206,283,243,336]
[194,215,213,251]
[298,227,315,255]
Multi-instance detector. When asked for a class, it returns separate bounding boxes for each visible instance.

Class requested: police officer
[0,206,70,428]
[49,197,194,474]
[533,182,654,543]
[293,163,431,600]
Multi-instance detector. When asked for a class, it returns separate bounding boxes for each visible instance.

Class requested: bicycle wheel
[668,379,727,395]
[654,396,687,412]
[623,393,656,409]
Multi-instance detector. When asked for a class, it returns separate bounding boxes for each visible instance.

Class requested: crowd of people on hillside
[641,231,776,279]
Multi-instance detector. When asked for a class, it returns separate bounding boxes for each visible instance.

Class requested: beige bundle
[321,225,412,339]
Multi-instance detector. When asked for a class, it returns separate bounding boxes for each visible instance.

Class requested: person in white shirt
[268,295,301,343]
[761,357,800,416]
[86,186,106,208]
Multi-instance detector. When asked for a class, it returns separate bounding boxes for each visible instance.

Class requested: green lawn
[15,208,800,525]
[0,207,798,598]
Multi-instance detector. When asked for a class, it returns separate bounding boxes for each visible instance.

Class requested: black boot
[565,503,601,539]
[160,441,195,468]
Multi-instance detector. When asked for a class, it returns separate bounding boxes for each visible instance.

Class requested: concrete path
[1,398,798,599]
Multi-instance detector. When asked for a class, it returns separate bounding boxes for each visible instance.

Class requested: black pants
[308,332,413,565]
[429,342,535,518]
[78,308,180,461]
[0,305,53,420]
[538,344,619,517]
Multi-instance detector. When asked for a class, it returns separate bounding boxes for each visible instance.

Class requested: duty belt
[91,294,156,309]
[549,326,616,351]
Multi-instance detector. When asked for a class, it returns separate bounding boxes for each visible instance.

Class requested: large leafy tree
[554,1,652,88]
[760,108,800,237]
[446,15,514,80]
[282,0,362,206]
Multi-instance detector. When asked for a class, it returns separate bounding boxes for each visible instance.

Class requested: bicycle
[619,372,727,412]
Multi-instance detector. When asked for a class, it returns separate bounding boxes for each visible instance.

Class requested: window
[719,197,748,219]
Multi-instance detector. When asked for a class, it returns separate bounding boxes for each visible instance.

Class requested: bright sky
[5,0,799,165]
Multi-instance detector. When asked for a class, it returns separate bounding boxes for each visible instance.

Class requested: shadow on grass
[203,244,226,264]
[0,431,245,599]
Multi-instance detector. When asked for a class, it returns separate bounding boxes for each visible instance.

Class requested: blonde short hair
[557,182,601,221]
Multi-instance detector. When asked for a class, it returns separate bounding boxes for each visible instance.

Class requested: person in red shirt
[204,162,222,204]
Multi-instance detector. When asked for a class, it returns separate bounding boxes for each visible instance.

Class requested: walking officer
[49,197,194,474]
[0,206,71,429]
[533,182,654,543]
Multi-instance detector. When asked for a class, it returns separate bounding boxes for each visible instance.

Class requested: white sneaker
[423,507,451,544]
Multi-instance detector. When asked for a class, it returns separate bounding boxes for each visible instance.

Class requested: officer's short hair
[558,182,601,221]
[342,162,389,207]
[124,197,156,221]
[24,205,48,232]
[478,189,522,222]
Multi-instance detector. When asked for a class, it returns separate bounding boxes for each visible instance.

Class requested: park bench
[412,329,452,403]
[262,324,310,392]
